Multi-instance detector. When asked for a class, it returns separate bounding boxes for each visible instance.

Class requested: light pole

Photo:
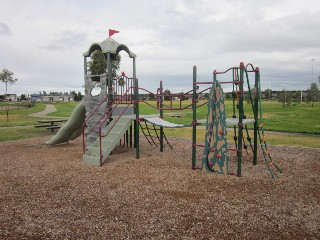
[312,58,315,83]
[268,80,270,103]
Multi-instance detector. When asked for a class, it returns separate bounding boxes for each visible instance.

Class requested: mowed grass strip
[139,100,320,134]
[0,103,46,127]
[162,127,320,149]
[0,127,53,142]
[0,100,319,147]
[47,102,79,117]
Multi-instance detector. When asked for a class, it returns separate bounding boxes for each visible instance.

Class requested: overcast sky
[1,0,320,95]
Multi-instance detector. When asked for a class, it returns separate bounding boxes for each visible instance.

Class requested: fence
[0,103,32,111]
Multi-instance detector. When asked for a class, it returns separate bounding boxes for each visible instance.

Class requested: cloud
[0,22,12,36]
[1,0,320,95]
[41,30,88,51]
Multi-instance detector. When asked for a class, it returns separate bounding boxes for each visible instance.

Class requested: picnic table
[34,119,67,132]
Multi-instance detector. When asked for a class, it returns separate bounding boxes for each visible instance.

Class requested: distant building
[30,93,74,102]
[0,94,17,101]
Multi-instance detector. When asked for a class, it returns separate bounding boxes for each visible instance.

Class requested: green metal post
[237,62,245,176]
[160,81,164,152]
[253,67,259,165]
[192,66,197,169]
[107,53,112,103]
[133,58,139,156]
[133,57,139,159]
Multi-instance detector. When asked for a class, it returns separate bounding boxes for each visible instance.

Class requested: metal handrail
[82,93,111,153]
[98,103,132,165]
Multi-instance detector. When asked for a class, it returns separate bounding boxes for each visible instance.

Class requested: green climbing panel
[202,83,229,174]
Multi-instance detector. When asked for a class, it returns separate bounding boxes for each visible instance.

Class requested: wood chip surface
[0,136,319,239]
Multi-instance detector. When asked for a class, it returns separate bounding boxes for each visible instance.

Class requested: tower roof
[83,37,136,58]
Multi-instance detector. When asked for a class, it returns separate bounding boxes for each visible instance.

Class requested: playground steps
[83,117,132,166]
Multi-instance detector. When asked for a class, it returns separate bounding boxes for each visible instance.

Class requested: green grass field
[0,100,319,147]
[0,102,46,127]
[138,100,320,134]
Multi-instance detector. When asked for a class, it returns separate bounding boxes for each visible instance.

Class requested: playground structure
[192,64,282,178]
[46,36,281,178]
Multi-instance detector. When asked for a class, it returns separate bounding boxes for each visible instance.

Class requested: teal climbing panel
[202,83,229,174]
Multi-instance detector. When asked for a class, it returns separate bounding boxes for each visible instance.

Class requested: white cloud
[0,0,320,95]
[0,22,12,35]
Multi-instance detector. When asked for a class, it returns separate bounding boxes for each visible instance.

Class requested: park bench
[167,113,184,118]
[34,119,67,132]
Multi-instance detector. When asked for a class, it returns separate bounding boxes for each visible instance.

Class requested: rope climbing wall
[201,83,229,174]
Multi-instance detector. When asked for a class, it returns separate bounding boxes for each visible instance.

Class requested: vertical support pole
[130,123,133,147]
[84,57,87,75]
[107,53,113,124]
[253,67,260,165]
[192,66,197,169]
[237,62,245,176]
[160,81,164,152]
[126,130,129,147]
[133,57,139,159]
[82,56,87,152]
[107,53,113,118]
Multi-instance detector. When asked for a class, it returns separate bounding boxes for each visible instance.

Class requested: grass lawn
[164,127,320,148]
[138,100,320,134]
[47,102,79,117]
[0,102,46,127]
[0,100,319,148]
[0,127,53,142]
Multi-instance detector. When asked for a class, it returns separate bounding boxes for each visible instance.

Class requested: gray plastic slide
[45,99,86,145]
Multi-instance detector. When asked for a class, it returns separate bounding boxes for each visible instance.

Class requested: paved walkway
[28,104,66,119]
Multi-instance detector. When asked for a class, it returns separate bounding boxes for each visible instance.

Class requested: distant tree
[148,92,155,100]
[291,91,300,104]
[278,88,293,106]
[244,88,255,104]
[88,50,107,75]
[225,92,231,99]
[277,89,286,106]
[164,89,171,101]
[0,68,18,99]
[77,91,83,101]
[264,88,272,100]
[71,90,83,101]
[111,55,121,78]
[178,92,185,101]
[87,50,121,77]
[20,94,26,101]
[306,83,320,107]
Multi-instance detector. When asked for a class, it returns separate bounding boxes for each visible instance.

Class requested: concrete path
[28,104,66,118]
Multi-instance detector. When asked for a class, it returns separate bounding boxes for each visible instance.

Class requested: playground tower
[82,37,138,166]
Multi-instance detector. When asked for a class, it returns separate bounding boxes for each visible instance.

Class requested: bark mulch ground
[0,136,319,239]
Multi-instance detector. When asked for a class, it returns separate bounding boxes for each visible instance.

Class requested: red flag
[109,29,120,37]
